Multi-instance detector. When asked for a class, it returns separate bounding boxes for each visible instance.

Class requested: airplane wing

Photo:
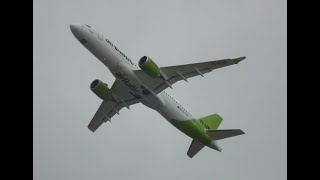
[134,57,245,94]
[88,80,140,132]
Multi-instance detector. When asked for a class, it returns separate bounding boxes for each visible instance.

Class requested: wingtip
[234,56,246,64]
[88,126,96,133]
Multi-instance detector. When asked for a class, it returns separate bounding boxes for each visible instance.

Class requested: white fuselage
[70,24,194,124]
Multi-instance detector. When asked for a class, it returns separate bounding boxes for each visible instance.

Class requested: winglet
[233,56,246,64]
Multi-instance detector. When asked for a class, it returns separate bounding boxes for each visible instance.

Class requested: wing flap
[88,101,121,132]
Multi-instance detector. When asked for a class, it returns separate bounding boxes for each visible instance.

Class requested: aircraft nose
[70,23,82,37]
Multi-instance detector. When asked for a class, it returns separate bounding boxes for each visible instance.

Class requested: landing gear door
[116,62,125,73]
[98,33,103,41]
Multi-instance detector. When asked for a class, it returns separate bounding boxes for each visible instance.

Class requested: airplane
[70,23,245,158]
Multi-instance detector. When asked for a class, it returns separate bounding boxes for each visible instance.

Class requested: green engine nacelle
[90,79,113,101]
[138,56,161,77]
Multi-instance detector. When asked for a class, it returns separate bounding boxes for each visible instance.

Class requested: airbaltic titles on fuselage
[105,38,135,66]
[115,72,140,94]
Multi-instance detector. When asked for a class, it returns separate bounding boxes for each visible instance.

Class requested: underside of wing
[88,80,139,132]
[134,57,245,94]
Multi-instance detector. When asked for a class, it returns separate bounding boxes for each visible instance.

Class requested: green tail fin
[197,113,223,130]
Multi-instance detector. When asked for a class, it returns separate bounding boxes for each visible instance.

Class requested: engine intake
[90,79,113,101]
[138,56,160,77]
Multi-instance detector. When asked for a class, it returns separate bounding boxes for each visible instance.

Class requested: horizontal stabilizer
[206,129,245,140]
[187,139,205,158]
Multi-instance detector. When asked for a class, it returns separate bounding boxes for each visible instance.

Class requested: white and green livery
[70,23,245,158]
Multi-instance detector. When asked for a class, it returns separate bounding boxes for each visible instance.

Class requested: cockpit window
[85,24,91,28]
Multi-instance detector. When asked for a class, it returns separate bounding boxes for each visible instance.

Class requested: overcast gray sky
[34,0,287,179]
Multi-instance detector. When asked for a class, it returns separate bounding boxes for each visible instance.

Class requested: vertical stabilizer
[197,113,223,130]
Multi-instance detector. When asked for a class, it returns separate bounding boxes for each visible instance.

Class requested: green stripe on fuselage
[170,119,212,145]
